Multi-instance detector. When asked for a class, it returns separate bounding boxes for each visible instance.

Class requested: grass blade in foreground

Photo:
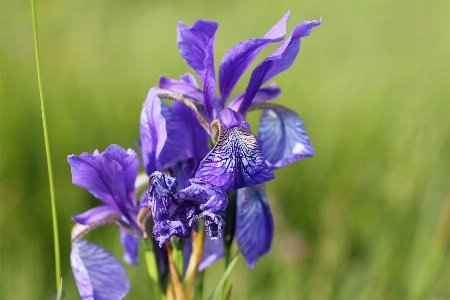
[30,0,61,292]
[207,248,241,300]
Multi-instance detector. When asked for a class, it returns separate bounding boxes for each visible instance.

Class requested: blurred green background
[1,0,450,299]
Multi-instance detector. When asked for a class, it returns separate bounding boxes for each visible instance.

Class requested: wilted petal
[218,11,289,104]
[159,74,204,102]
[175,178,228,212]
[71,239,130,300]
[72,205,118,225]
[227,83,281,111]
[255,103,314,169]
[120,228,140,266]
[147,171,177,222]
[239,19,322,114]
[235,184,273,268]
[153,202,197,247]
[178,20,218,123]
[199,211,226,239]
[140,88,167,174]
[196,116,274,192]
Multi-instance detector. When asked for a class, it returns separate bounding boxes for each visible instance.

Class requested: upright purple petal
[71,239,130,300]
[256,103,314,169]
[172,101,210,161]
[178,20,218,123]
[218,11,289,105]
[196,111,275,192]
[120,228,140,266]
[235,184,273,268]
[140,88,167,174]
[227,83,281,111]
[158,102,188,169]
[159,73,204,102]
[72,205,118,225]
[239,19,322,114]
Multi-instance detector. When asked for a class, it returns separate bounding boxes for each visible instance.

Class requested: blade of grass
[207,248,241,300]
[30,0,61,292]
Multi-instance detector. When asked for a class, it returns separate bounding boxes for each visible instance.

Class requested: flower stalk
[30,0,61,292]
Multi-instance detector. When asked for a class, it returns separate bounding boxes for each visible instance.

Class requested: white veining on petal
[267,109,278,119]
[292,142,305,154]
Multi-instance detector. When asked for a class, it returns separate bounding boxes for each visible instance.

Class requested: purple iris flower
[68,144,145,299]
[147,171,227,247]
[159,11,321,267]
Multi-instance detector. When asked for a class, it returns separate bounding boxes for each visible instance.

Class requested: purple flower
[160,11,321,267]
[68,144,146,299]
[147,171,227,247]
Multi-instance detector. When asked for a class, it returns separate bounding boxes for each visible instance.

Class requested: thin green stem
[144,238,166,300]
[220,246,231,300]
[30,0,61,291]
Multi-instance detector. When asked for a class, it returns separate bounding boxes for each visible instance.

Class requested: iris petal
[67,145,136,226]
[71,239,130,300]
[158,102,188,169]
[254,103,314,169]
[218,11,289,105]
[239,19,322,114]
[227,83,281,111]
[175,178,228,212]
[196,118,274,192]
[159,73,204,102]
[72,205,118,225]
[235,184,273,268]
[140,88,167,173]
[178,20,218,123]
[120,228,140,266]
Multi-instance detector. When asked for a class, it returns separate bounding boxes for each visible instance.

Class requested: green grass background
[1,0,449,299]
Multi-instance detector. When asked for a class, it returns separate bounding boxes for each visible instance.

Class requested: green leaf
[207,248,241,300]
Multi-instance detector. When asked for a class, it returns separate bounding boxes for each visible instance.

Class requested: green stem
[30,0,61,292]
[144,238,166,300]
[220,246,231,300]
[171,237,186,278]
[194,271,205,300]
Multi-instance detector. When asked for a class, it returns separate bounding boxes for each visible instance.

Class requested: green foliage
[1,1,449,299]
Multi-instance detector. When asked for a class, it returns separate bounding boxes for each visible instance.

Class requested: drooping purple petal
[235,184,273,268]
[175,178,228,212]
[178,20,218,123]
[239,19,322,114]
[101,146,139,207]
[120,228,140,266]
[140,88,167,174]
[199,235,224,271]
[227,83,281,111]
[218,11,289,105]
[71,239,130,300]
[68,146,133,221]
[159,73,204,102]
[72,205,118,225]
[196,115,274,192]
[256,103,314,169]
